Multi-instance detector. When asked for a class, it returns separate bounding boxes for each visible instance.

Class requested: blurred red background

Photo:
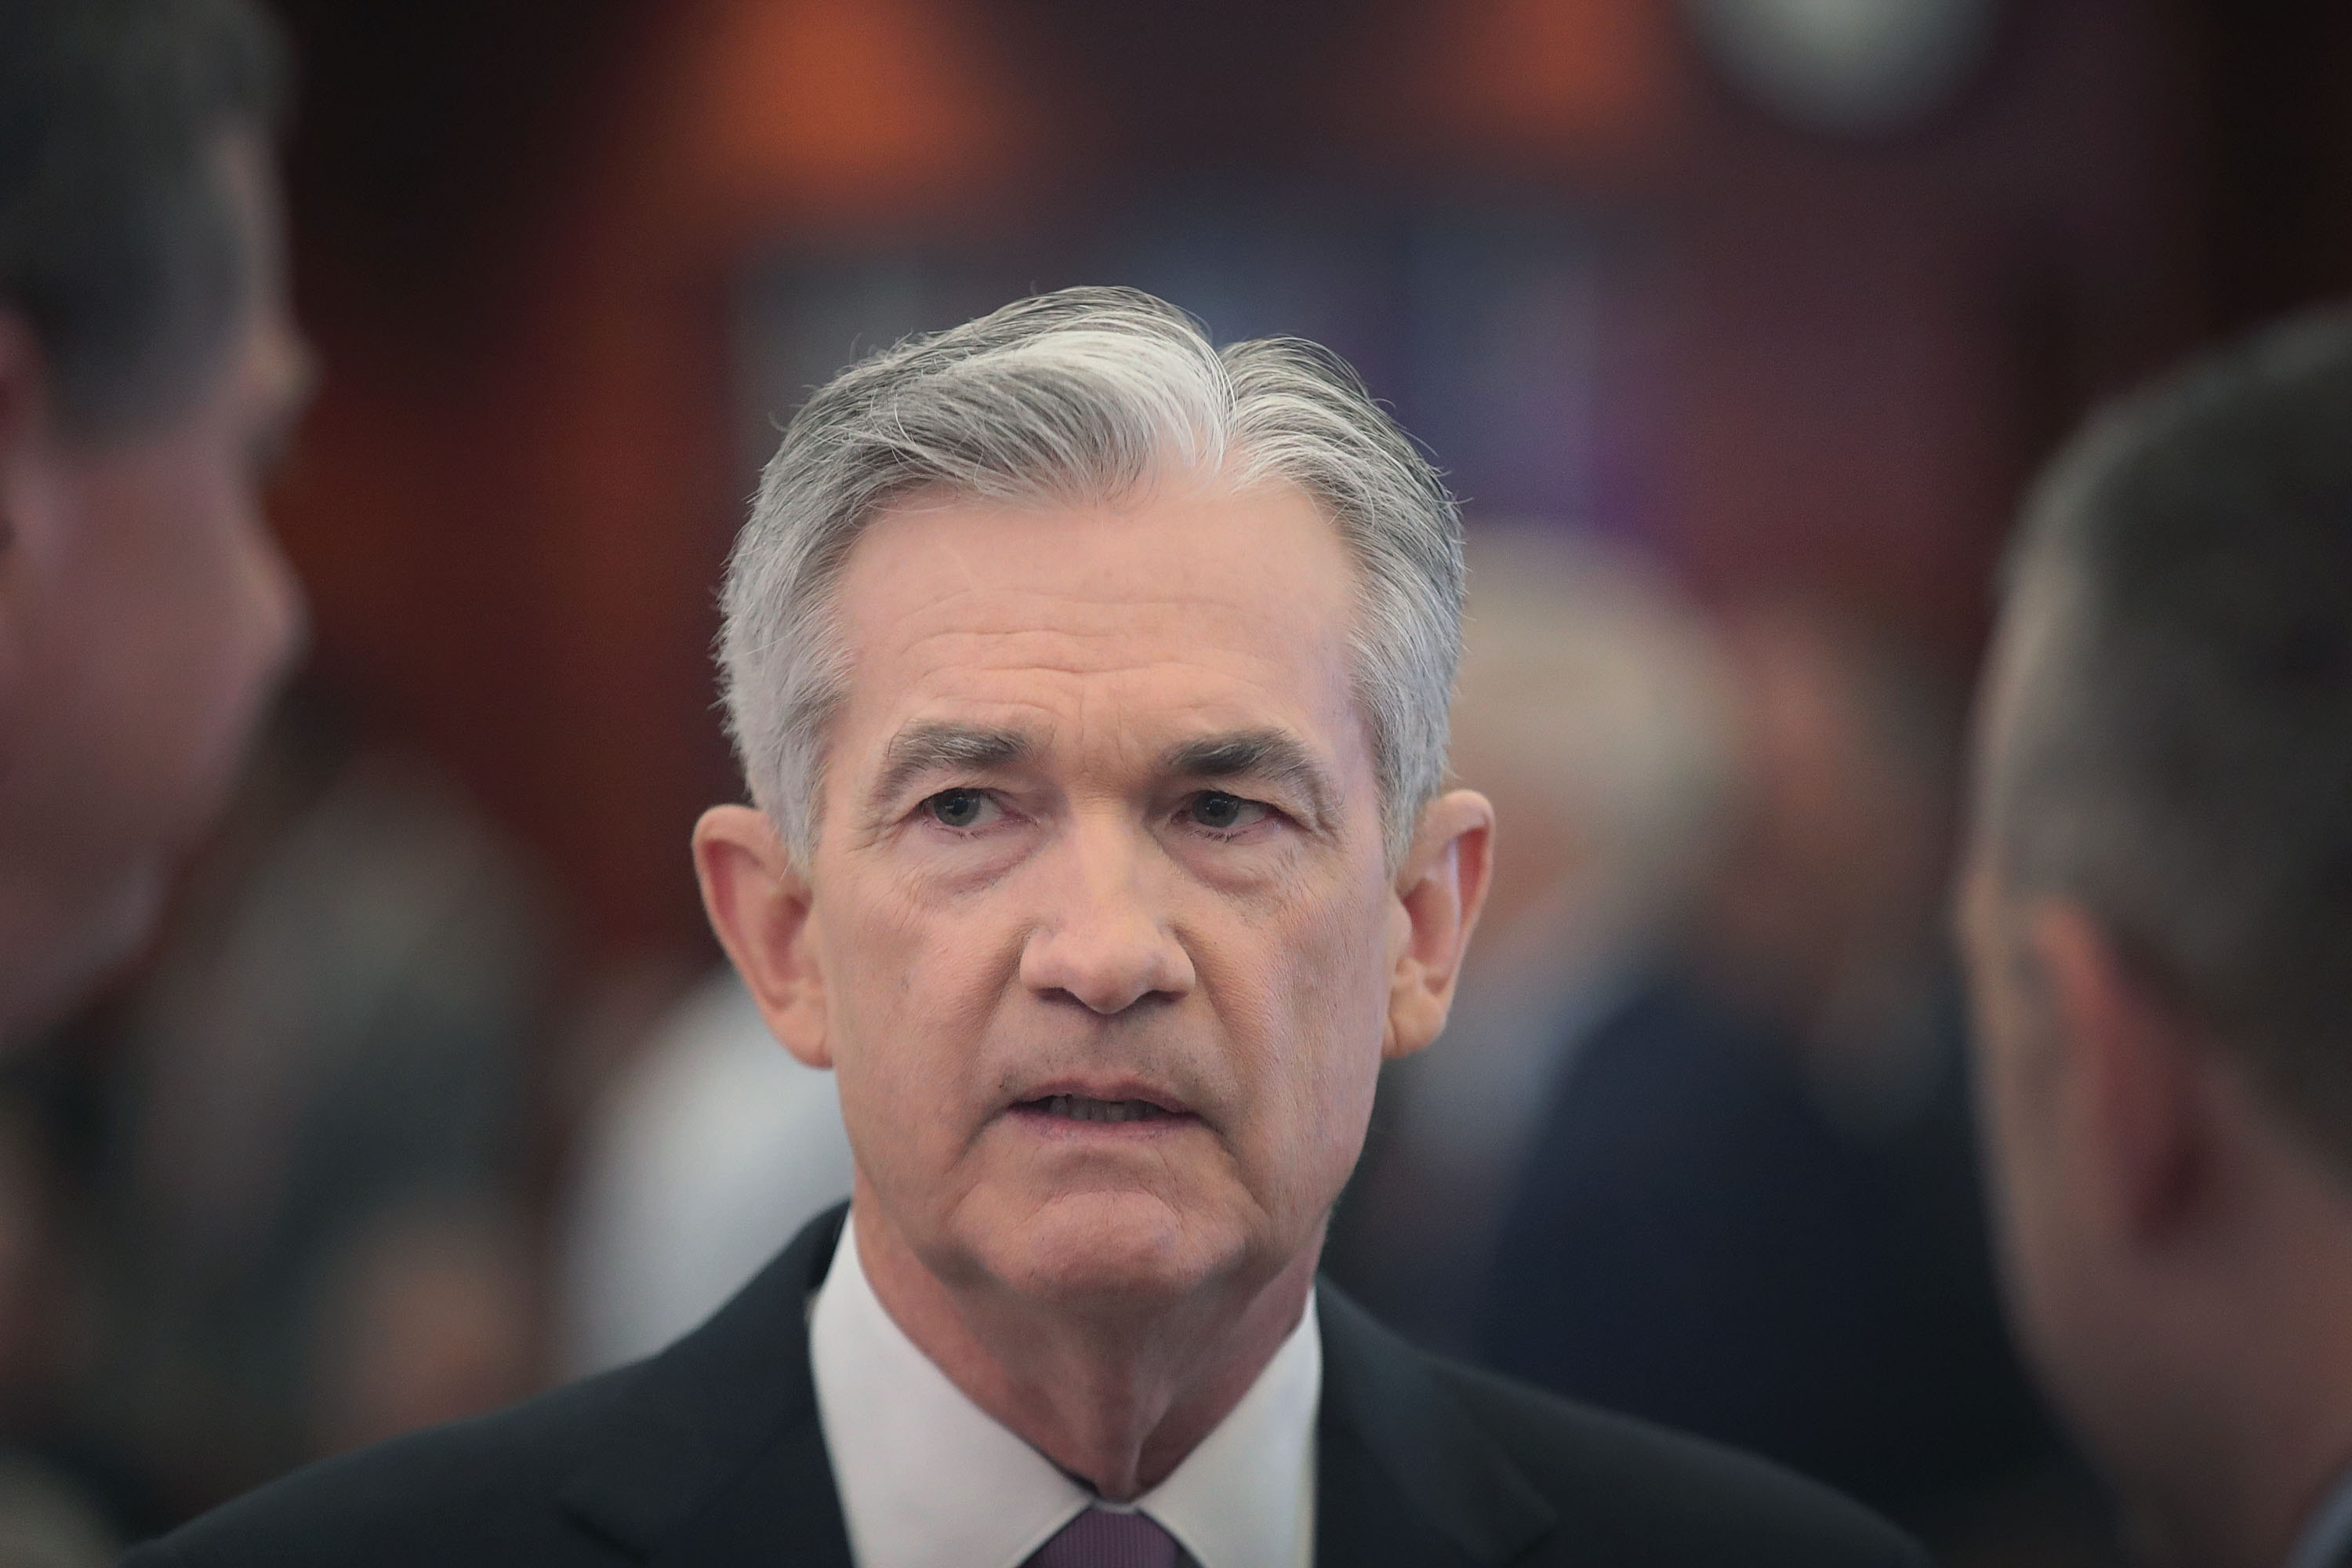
[260,0,2333,978]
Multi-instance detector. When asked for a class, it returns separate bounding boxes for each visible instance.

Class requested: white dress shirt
[809,1215,1319,1568]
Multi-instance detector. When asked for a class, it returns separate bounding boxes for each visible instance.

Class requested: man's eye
[922,789,995,829]
[1185,792,1269,833]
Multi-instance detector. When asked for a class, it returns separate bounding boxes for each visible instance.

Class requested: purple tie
[1023,1507,1183,1568]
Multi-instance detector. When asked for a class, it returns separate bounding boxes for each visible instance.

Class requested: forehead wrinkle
[888,606,1289,673]
[885,613,1316,717]
[869,557,1310,630]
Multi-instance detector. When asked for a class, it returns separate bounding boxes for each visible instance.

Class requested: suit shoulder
[1430,1358,1929,1567]
[126,1365,651,1567]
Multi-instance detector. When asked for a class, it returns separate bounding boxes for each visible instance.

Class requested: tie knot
[1025,1506,1183,1568]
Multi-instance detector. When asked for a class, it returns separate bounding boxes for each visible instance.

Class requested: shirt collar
[808,1213,1319,1568]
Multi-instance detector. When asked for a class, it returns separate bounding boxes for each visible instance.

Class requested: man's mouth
[1025,1094,1181,1124]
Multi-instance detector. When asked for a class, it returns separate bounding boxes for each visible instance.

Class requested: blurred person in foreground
[1330,523,1739,1356]
[0,1,302,1558]
[132,289,1926,1566]
[0,0,307,1043]
[1960,309,2352,1568]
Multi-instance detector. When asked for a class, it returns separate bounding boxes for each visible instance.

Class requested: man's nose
[1018,818,1195,1014]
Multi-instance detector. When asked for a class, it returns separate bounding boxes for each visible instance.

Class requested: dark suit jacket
[1479,971,2056,1526]
[127,1206,1926,1566]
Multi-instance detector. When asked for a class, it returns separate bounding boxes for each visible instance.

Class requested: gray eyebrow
[869,722,1034,814]
[1163,730,1338,829]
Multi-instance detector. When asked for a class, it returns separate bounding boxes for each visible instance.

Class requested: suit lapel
[1315,1284,1555,1567]
[559,1204,855,1567]
[643,1416,854,1568]
[552,1219,1550,1567]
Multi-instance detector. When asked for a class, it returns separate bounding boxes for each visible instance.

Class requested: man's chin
[980,1188,1241,1308]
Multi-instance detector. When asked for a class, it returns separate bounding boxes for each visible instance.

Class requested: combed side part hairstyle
[1989,306,2352,1160]
[0,0,289,435]
[718,285,1465,870]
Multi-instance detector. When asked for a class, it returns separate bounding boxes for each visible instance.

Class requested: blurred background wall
[259,0,2209,975]
[260,0,2321,977]
[11,0,2352,1559]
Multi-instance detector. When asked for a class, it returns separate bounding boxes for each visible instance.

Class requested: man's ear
[2031,900,2213,1247]
[1382,788,1495,1061]
[692,804,832,1069]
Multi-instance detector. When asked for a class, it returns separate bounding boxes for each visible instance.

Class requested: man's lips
[1005,1083,1199,1131]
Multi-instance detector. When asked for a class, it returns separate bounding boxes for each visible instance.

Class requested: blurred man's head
[0,0,308,1033]
[1700,603,1962,1103]
[694,289,1490,1348]
[1961,310,2352,1567]
[1449,524,1733,975]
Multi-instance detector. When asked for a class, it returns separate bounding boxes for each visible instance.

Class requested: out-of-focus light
[1682,0,1998,134]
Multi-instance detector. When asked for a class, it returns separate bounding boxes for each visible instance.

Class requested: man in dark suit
[1958,309,2352,1568]
[0,0,307,1044]
[132,289,1923,1566]
[1479,969,2054,1532]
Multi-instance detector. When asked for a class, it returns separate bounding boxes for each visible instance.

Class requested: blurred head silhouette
[1961,308,2352,1568]
[0,0,308,1037]
[1449,524,1734,983]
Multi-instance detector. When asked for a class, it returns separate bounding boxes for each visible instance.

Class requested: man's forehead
[829,481,1367,734]
[835,476,1354,616]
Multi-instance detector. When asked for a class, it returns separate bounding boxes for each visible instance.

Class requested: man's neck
[848,1189,1317,1501]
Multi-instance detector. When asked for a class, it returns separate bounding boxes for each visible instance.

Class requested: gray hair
[718,286,1464,869]
[1980,306,2352,1160]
